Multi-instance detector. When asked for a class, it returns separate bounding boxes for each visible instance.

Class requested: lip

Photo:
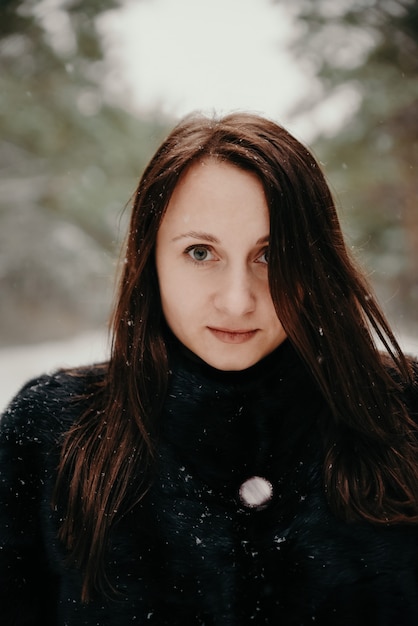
[208,327,258,344]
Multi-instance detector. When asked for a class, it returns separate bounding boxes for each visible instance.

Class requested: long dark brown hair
[55,112,417,601]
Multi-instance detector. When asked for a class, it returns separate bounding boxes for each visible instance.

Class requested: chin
[203,353,262,372]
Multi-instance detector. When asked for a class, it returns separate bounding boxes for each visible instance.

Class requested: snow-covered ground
[0,330,110,413]
[0,330,416,414]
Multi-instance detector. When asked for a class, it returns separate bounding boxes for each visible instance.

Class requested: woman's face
[155,159,286,371]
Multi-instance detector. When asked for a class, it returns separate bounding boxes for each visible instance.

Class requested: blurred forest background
[0,0,417,349]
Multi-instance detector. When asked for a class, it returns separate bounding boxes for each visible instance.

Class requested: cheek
[159,268,203,319]
[262,291,284,332]
[260,282,277,312]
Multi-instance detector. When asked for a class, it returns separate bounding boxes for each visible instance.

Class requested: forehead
[160,159,269,231]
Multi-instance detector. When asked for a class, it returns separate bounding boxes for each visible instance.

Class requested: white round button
[239,476,273,508]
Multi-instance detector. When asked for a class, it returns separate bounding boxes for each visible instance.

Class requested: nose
[213,265,256,317]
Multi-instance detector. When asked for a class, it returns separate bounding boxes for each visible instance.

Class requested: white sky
[97,0,360,141]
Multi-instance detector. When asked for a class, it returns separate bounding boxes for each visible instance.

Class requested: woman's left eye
[186,246,214,263]
[256,248,269,264]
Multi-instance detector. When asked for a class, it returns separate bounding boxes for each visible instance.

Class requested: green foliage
[279,0,418,331]
[0,0,170,345]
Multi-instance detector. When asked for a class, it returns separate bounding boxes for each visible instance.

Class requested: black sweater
[1,340,418,625]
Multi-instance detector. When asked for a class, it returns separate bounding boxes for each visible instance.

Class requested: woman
[1,112,417,625]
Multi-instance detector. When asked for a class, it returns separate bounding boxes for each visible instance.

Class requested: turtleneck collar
[159,334,325,499]
[165,332,299,388]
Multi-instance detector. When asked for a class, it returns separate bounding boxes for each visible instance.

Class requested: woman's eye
[186,246,214,262]
[257,248,269,264]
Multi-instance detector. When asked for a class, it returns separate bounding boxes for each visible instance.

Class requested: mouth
[208,327,259,344]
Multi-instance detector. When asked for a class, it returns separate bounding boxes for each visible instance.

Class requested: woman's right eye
[185,246,214,263]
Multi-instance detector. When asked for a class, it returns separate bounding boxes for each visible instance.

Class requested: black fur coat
[1,340,418,625]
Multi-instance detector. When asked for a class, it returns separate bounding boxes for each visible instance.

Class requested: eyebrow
[171,230,270,245]
[171,230,220,243]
